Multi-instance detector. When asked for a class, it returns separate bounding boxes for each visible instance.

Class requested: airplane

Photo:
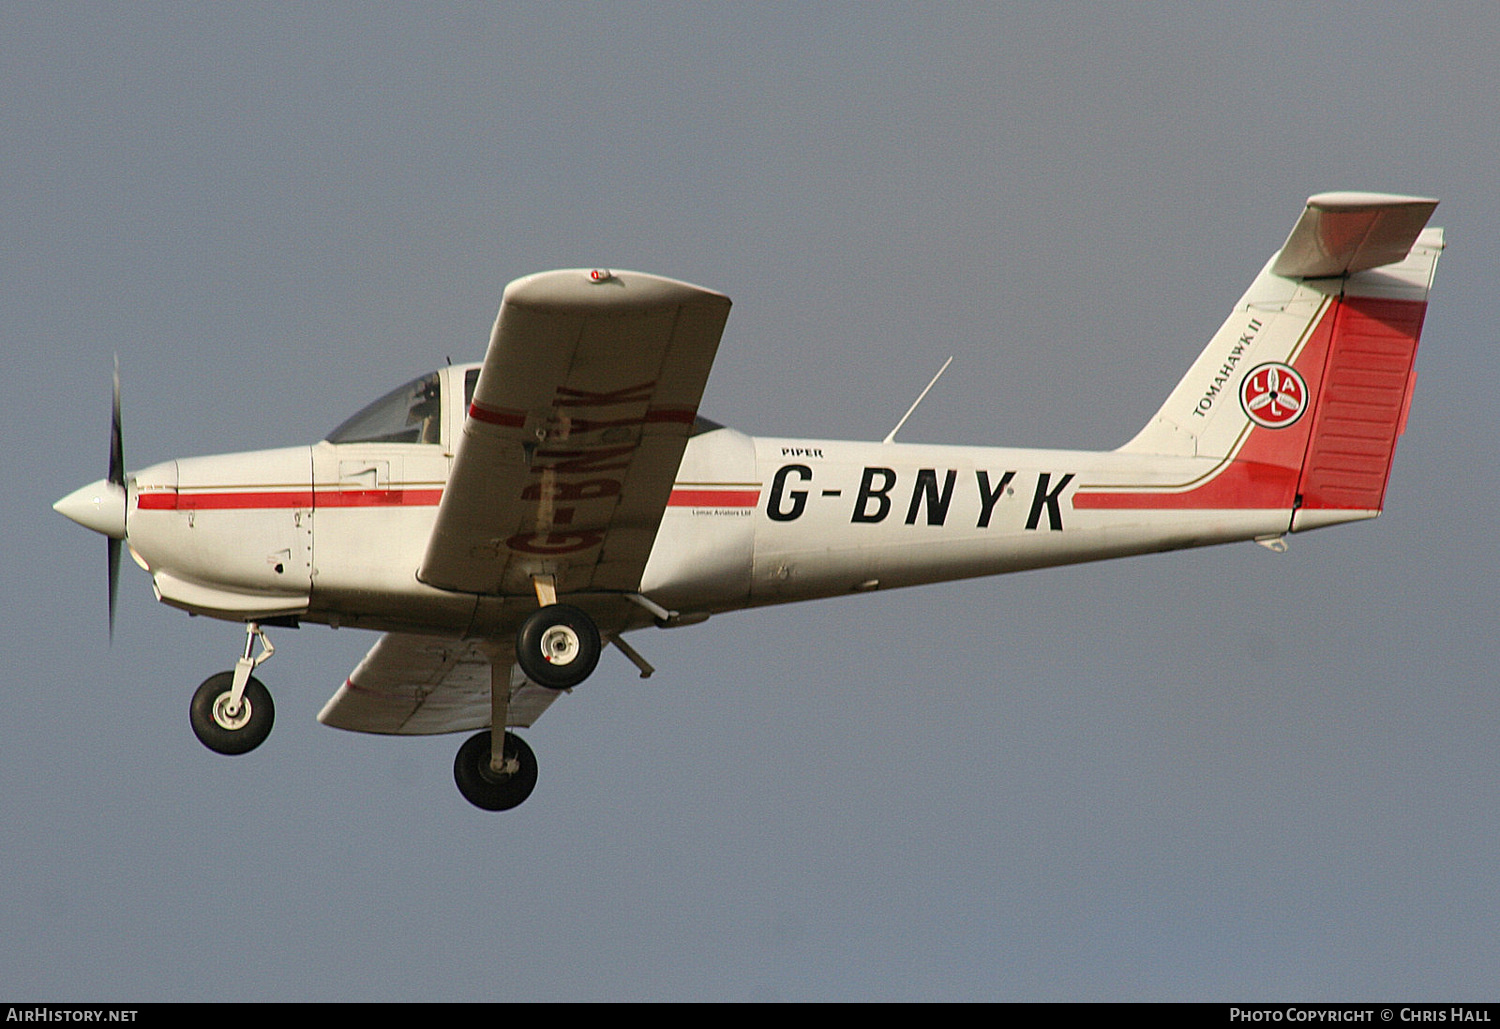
[54,192,1444,811]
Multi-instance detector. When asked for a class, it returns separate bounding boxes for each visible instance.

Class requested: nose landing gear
[190,622,277,755]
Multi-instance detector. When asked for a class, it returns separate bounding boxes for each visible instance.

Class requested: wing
[317,632,562,735]
[419,269,731,597]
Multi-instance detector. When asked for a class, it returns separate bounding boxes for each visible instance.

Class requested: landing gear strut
[190,622,276,755]
[452,585,600,810]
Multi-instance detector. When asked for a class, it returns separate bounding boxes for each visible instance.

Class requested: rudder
[1291,234,1440,529]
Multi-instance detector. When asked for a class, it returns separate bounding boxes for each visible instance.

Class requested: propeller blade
[109,355,124,488]
[108,536,121,641]
[108,356,124,641]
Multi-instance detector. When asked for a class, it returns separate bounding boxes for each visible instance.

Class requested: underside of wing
[418,269,731,599]
[317,633,561,735]
[1271,192,1439,279]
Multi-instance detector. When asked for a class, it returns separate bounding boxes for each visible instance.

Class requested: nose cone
[54,479,127,539]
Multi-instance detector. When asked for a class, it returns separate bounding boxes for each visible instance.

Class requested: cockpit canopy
[326,372,442,445]
[326,366,726,447]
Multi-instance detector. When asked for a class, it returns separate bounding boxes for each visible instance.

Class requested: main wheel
[190,672,275,755]
[453,730,538,811]
[515,604,601,690]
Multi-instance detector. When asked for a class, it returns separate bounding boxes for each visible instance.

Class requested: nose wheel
[191,671,275,755]
[190,622,277,755]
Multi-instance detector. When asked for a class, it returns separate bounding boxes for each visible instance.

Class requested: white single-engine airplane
[55,193,1443,810]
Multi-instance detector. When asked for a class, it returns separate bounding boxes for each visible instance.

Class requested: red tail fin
[1291,294,1429,528]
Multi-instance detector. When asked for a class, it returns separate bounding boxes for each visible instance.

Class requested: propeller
[52,357,131,640]
[107,356,124,639]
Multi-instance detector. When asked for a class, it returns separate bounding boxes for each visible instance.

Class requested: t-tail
[1097,192,1443,533]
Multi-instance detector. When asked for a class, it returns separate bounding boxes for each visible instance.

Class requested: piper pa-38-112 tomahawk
[55,193,1444,810]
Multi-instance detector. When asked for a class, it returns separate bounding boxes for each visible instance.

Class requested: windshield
[326,372,442,445]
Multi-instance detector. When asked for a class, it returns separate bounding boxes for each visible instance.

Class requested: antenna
[882,356,953,444]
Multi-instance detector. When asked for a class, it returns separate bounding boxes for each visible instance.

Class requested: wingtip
[1305,191,1439,212]
[501,268,730,310]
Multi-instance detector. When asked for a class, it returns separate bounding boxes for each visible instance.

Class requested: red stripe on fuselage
[666,489,760,507]
[314,489,446,507]
[1071,459,1297,510]
[137,489,443,510]
[138,491,314,510]
[137,486,756,510]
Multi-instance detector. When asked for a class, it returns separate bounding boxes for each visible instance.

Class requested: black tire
[190,671,274,755]
[515,604,601,690]
[453,730,538,811]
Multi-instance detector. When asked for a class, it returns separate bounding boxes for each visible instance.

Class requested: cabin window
[465,368,479,412]
[327,372,443,445]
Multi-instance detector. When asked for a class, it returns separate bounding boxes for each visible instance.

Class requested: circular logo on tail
[1240,362,1308,428]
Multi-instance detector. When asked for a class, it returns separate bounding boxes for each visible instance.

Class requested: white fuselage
[117,363,1323,642]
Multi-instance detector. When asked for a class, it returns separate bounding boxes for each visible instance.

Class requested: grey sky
[6,3,1499,1000]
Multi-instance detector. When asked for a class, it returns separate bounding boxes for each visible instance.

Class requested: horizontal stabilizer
[1271,192,1438,279]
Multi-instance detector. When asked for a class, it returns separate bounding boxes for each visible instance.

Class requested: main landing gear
[453,730,538,811]
[451,584,603,811]
[190,622,276,756]
[514,603,601,689]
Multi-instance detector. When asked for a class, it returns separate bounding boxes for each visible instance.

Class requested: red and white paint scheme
[55,193,1444,810]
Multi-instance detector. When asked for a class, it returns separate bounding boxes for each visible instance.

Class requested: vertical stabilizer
[1116,193,1441,528]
